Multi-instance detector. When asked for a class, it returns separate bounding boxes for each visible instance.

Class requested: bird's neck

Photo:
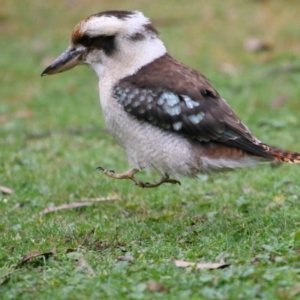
[91,37,167,85]
[92,37,167,135]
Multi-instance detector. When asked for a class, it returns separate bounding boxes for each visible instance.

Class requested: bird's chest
[99,85,134,146]
[98,82,196,176]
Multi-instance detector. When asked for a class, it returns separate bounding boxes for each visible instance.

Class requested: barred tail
[261,144,300,163]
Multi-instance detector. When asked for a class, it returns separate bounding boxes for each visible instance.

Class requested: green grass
[1,0,300,299]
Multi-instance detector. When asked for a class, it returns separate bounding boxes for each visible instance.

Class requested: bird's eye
[81,35,92,46]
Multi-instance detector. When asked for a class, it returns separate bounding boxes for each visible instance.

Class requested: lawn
[1,0,300,299]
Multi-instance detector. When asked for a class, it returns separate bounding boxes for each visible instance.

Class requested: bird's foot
[96,167,181,188]
[143,176,181,188]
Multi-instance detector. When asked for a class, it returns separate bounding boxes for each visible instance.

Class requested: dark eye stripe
[78,35,91,46]
[77,35,116,56]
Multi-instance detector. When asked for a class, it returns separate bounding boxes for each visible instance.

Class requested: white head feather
[71,11,167,83]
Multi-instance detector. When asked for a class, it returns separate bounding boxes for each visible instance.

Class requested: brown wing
[113,54,273,159]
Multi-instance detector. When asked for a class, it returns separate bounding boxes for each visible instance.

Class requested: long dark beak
[41,48,86,76]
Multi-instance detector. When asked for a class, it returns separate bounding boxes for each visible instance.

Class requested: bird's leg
[97,167,146,187]
[97,167,181,188]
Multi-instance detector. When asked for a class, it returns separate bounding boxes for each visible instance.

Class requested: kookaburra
[42,10,300,188]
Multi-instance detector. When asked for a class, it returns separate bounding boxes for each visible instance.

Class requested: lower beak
[41,48,86,76]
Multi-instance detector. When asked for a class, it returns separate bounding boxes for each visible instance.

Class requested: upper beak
[41,48,86,76]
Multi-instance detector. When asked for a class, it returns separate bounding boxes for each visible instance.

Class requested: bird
[41,10,300,188]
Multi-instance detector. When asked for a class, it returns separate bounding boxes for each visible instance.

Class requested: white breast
[99,86,198,177]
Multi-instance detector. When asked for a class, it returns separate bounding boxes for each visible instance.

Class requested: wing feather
[113,54,273,159]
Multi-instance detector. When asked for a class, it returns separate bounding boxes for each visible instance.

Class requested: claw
[170,179,181,185]
[96,166,104,171]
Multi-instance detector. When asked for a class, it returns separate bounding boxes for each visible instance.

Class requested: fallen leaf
[17,248,56,267]
[271,95,289,110]
[244,38,273,52]
[146,281,168,293]
[116,252,134,263]
[0,248,56,286]
[81,196,119,202]
[40,202,94,214]
[174,259,230,270]
[40,197,119,215]
[0,186,14,195]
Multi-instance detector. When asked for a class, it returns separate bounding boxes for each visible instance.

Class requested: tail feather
[261,144,300,163]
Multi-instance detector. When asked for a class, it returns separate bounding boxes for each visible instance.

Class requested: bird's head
[41,10,165,78]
